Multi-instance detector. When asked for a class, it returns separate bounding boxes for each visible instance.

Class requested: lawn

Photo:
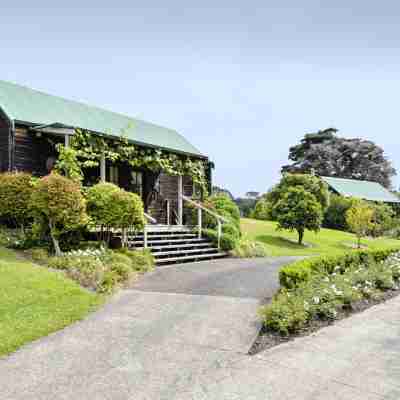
[241,218,400,256]
[0,247,103,357]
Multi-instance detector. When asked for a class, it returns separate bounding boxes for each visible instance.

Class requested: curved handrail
[144,212,157,224]
[181,195,229,223]
[181,195,228,249]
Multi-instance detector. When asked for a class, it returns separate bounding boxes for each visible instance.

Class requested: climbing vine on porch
[62,129,209,191]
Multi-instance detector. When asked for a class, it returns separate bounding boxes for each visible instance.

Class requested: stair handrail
[181,195,229,249]
[143,213,157,248]
[144,212,157,224]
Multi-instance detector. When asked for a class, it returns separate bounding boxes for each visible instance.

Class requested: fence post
[198,208,202,238]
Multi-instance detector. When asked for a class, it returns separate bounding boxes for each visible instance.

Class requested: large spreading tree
[282,128,396,188]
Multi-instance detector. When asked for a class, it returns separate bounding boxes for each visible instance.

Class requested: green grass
[241,218,400,257]
[0,247,104,357]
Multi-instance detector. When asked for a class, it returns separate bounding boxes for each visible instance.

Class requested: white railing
[143,213,157,248]
[181,195,229,249]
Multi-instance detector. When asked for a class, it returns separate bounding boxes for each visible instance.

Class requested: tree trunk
[298,229,304,245]
[49,220,62,257]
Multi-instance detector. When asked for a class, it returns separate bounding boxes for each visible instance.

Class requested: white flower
[313,296,320,304]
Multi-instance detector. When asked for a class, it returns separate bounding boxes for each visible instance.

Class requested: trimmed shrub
[86,182,145,244]
[110,262,134,282]
[116,248,155,272]
[202,228,237,251]
[30,248,49,263]
[323,194,353,231]
[0,172,35,229]
[279,247,400,289]
[30,173,87,256]
[369,202,396,237]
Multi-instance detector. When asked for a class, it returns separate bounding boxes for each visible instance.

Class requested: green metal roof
[0,80,205,158]
[321,176,400,203]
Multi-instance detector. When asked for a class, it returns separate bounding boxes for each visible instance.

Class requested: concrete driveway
[131,256,301,300]
[1,257,400,399]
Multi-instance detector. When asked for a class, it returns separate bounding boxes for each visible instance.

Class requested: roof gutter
[0,107,14,171]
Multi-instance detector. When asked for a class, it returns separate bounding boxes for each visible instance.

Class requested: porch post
[100,154,106,182]
[64,134,70,147]
[178,175,183,225]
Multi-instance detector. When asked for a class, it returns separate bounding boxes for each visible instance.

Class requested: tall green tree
[265,174,329,220]
[282,128,396,188]
[273,187,323,245]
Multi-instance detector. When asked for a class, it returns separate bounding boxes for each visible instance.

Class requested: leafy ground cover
[0,247,103,357]
[241,218,400,257]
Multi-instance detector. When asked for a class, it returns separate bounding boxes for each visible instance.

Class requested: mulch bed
[249,288,400,355]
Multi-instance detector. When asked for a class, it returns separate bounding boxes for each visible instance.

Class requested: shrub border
[279,247,400,289]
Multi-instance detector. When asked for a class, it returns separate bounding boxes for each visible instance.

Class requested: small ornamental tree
[54,144,83,182]
[86,182,145,245]
[346,200,374,248]
[0,172,35,231]
[30,174,87,256]
[273,187,323,245]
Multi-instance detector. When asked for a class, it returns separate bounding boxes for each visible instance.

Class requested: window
[109,166,119,185]
[131,171,143,196]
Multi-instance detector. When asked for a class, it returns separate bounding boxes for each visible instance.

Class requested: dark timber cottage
[0,80,225,264]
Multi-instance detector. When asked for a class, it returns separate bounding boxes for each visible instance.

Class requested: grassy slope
[0,247,103,357]
[241,218,400,257]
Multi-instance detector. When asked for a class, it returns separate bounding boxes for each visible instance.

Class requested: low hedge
[260,251,400,335]
[279,247,400,289]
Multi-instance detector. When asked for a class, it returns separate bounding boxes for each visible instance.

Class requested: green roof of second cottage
[0,80,205,158]
[321,176,400,203]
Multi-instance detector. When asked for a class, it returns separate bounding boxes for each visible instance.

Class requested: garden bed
[250,248,400,355]
[250,287,400,354]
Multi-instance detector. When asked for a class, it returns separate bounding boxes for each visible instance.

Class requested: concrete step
[156,252,227,265]
[128,238,210,247]
[149,242,212,251]
[153,248,220,258]
[129,233,197,241]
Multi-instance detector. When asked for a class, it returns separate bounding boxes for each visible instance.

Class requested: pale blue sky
[2,1,400,196]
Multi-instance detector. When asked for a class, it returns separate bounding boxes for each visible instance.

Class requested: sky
[2,1,400,197]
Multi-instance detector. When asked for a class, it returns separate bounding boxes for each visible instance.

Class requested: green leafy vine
[66,129,209,191]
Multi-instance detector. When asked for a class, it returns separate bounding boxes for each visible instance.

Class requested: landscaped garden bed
[250,248,400,354]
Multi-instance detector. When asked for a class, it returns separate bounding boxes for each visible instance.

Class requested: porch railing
[143,213,157,248]
[181,195,229,250]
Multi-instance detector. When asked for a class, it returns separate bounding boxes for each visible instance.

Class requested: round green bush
[86,183,145,242]
[110,262,133,282]
[220,233,238,251]
[0,172,35,228]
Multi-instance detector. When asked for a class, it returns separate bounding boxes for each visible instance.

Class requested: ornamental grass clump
[260,251,400,336]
